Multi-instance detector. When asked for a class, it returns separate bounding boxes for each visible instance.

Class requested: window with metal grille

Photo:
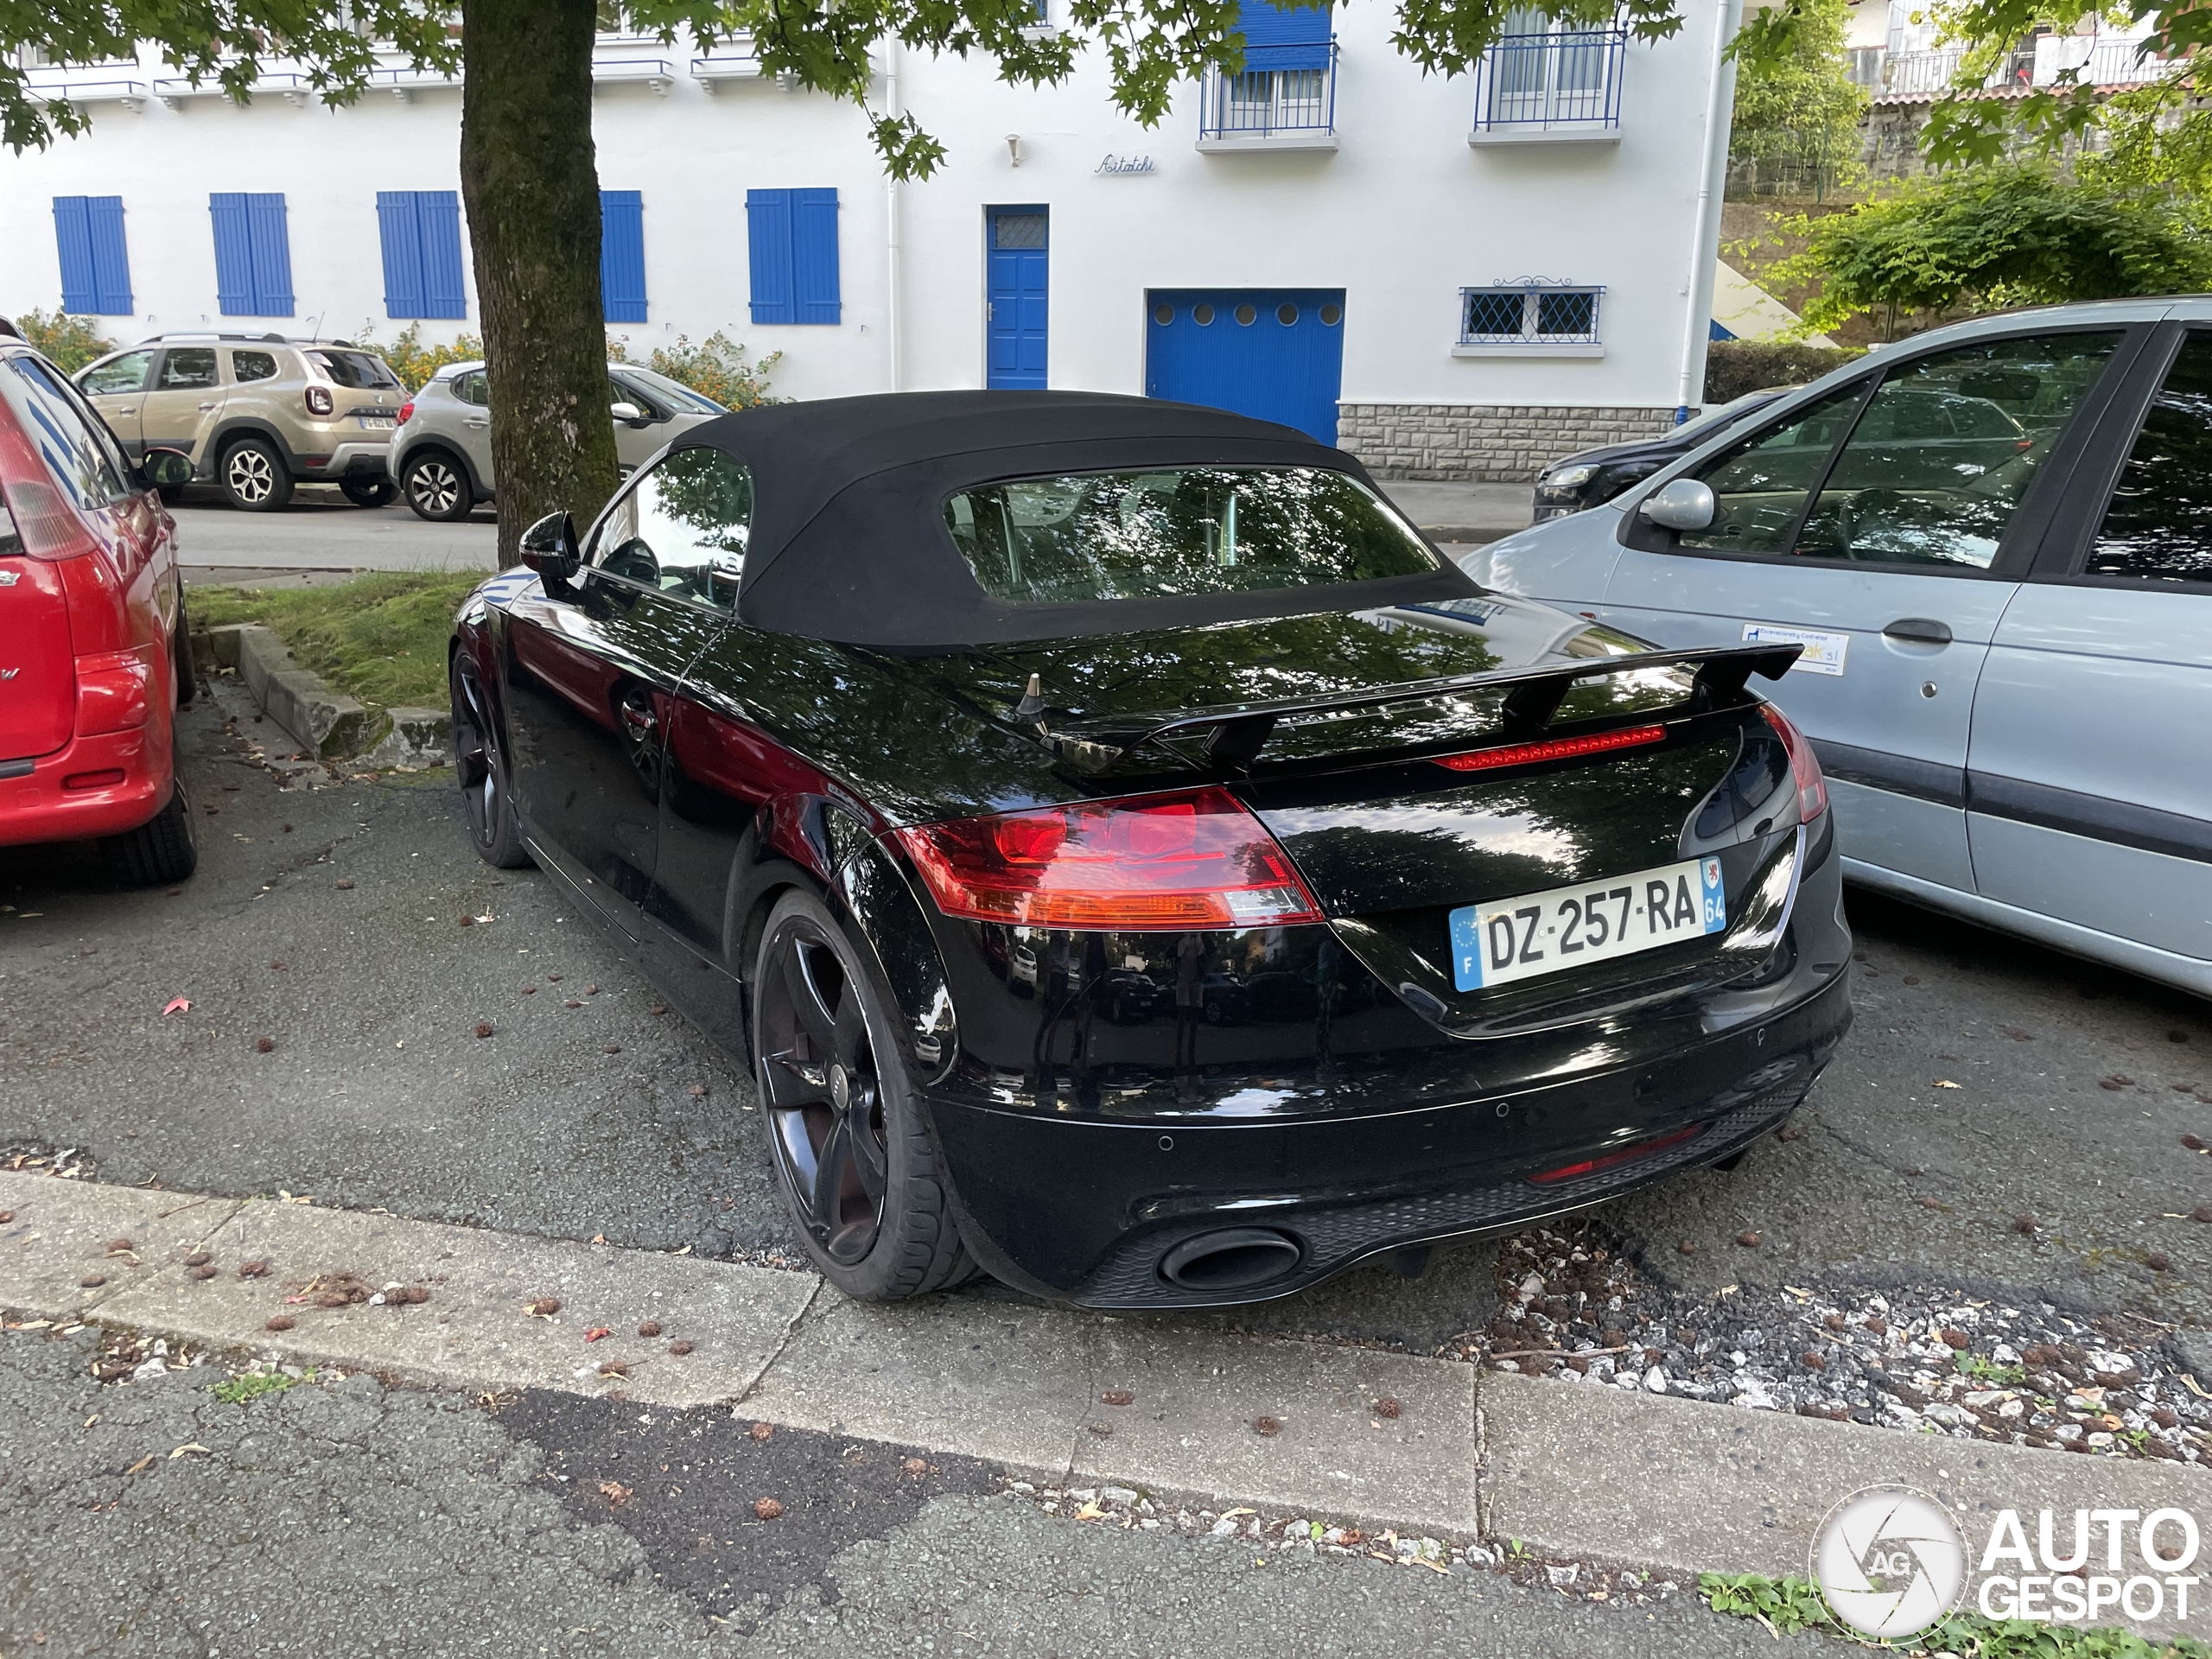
[1459,284,1603,346]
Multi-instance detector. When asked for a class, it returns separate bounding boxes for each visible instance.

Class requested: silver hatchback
[391,360,727,521]
[1462,298,2212,997]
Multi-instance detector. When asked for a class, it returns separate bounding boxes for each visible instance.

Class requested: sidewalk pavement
[7,1167,2207,1624]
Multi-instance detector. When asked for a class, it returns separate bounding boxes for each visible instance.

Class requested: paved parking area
[167,486,499,576]
[4,694,2207,1359]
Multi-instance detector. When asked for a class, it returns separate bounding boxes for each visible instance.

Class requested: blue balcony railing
[1471,28,1624,138]
[1198,41,1338,142]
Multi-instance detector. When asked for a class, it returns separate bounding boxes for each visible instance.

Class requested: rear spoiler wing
[1040,642,1803,774]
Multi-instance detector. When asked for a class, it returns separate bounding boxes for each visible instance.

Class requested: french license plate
[358,415,395,429]
[1448,856,1726,992]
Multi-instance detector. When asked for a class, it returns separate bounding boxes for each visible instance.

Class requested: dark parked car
[448,391,1852,1309]
[1533,389,1789,522]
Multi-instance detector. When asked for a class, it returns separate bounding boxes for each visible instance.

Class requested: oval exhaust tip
[1159,1228,1303,1293]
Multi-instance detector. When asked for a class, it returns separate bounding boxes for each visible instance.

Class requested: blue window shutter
[419,192,467,321]
[1237,0,1331,45]
[746,190,794,326]
[600,190,646,324]
[1236,0,1332,66]
[210,193,254,315]
[54,197,97,314]
[87,198,132,315]
[377,191,426,319]
[791,189,841,325]
[246,194,294,315]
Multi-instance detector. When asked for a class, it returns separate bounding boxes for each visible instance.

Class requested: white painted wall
[3,12,1733,417]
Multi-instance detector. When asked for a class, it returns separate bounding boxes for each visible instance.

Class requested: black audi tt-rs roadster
[448,391,1852,1308]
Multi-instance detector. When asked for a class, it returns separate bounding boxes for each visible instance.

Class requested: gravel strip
[1455,1220,2212,1463]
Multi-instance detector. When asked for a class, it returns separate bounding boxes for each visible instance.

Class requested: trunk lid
[893,595,1809,1036]
[0,545,75,763]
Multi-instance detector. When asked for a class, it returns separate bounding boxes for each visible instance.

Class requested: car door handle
[115,405,137,416]
[464,416,489,428]
[197,402,217,412]
[1882,617,1953,645]
[620,702,658,736]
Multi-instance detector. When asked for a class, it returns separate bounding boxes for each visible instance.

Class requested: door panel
[451,370,494,484]
[141,347,226,461]
[1599,557,2009,889]
[1146,289,1346,446]
[1604,328,2128,892]
[502,449,752,938]
[986,208,1048,391]
[1965,327,2212,959]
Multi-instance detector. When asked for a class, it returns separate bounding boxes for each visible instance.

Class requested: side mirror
[141,448,193,489]
[518,510,582,596]
[610,401,645,424]
[1639,479,1717,532]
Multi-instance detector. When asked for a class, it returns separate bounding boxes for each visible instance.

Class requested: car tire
[173,596,197,707]
[219,436,293,512]
[753,888,977,1301]
[402,450,474,522]
[449,651,532,870]
[102,763,199,887]
[340,475,399,508]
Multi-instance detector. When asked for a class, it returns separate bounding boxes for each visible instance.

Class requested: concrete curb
[196,625,449,766]
[5,1169,2208,1620]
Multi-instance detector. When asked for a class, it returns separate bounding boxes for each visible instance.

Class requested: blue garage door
[1146,289,1345,444]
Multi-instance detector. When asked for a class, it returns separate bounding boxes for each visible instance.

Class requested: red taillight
[1760,703,1828,823]
[305,385,334,416]
[75,645,156,735]
[1437,723,1665,773]
[2,477,99,563]
[1528,1123,1704,1186]
[896,785,1324,931]
[397,400,416,424]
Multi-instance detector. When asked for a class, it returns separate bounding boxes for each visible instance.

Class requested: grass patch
[208,1368,314,1405]
[1699,1572,2212,1656]
[192,570,484,710]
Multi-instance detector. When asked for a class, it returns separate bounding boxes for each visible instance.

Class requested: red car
[0,329,198,883]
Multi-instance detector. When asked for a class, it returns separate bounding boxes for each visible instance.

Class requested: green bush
[13,308,118,373]
[1769,163,2212,340]
[607,329,783,409]
[1705,340,1865,403]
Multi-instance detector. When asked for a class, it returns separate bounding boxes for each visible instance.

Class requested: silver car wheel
[226,447,275,504]
[410,460,461,516]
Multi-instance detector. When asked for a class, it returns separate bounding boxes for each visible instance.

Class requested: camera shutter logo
[1812,1486,1967,1639]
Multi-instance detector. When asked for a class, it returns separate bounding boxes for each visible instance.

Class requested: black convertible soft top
[669,391,1478,651]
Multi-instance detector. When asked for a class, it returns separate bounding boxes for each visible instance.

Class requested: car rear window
[307,349,400,390]
[943,467,1439,604]
[615,365,726,415]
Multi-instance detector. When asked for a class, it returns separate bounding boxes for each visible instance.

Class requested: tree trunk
[460,0,620,563]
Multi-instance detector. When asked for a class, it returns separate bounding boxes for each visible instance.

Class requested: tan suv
[76,334,404,512]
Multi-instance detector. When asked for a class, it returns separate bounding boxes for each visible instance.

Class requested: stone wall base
[1338,403,1679,482]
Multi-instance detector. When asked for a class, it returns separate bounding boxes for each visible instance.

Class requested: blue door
[987,207,1048,390]
[1146,289,1345,444]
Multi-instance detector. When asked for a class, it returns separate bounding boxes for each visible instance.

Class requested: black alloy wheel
[449,651,531,868]
[753,890,976,1300]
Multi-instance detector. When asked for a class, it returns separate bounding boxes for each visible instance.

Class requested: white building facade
[5,1,1741,480]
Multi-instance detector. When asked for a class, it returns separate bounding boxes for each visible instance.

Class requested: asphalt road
[4,688,2209,1357]
[0,1325,1789,1658]
[167,485,500,575]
